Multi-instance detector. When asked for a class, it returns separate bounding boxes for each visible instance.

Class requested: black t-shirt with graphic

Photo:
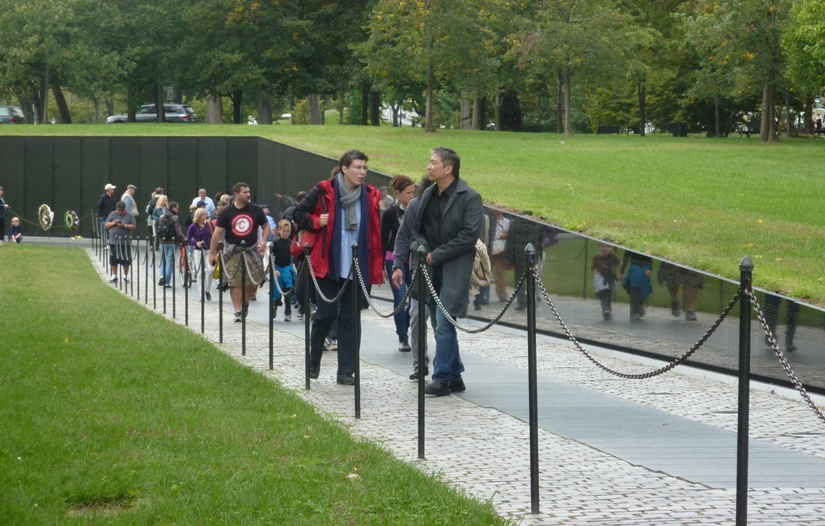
[217,202,268,247]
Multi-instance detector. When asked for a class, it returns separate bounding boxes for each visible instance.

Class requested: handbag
[290,189,327,261]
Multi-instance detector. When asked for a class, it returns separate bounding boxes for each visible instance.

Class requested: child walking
[271,219,297,321]
[591,241,620,320]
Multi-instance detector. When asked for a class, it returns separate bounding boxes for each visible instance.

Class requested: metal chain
[240,249,268,287]
[353,259,419,318]
[534,267,740,379]
[269,253,302,298]
[217,249,242,281]
[305,256,354,304]
[745,288,825,424]
[421,264,528,334]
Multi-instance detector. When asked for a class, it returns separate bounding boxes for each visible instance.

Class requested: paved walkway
[86,248,825,525]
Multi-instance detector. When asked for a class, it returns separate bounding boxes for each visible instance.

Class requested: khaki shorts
[223,250,263,288]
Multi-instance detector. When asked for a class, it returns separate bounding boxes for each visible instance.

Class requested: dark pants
[309,277,361,376]
[764,295,799,344]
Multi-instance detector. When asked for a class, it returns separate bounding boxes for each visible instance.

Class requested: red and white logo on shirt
[231,214,254,237]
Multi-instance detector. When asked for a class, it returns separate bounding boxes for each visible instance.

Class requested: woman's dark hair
[338,149,369,171]
[389,175,414,195]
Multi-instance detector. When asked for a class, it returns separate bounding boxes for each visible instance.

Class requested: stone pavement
[87,248,825,525]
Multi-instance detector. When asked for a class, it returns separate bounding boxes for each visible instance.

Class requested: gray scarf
[336,172,361,231]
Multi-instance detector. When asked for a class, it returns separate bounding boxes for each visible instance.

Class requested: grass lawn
[0,244,511,525]
[3,123,824,305]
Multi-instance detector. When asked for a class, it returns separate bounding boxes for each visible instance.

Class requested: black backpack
[156,211,175,241]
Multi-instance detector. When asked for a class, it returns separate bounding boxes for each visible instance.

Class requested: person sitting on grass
[8,217,22,243]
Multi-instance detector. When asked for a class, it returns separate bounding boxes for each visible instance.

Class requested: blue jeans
[427,298,463,383]
[159,243,175,283]
[385,261,410,343]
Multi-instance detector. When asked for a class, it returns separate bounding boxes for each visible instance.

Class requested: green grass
[4,124,824,304]
[0,244,512,525]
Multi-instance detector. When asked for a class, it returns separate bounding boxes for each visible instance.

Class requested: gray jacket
[411,178,483,318]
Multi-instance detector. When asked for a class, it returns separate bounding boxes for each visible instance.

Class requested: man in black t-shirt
[208,182,270,322]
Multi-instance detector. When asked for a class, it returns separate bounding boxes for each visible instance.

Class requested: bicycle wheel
[178,256,192,288]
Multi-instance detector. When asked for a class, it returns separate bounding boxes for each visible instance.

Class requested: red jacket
[293,179,384,285]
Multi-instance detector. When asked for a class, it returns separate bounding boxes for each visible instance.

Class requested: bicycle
[178,245,193,288]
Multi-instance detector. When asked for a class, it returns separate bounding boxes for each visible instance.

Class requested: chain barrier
[533,266,741,379]
[268,253,305,298]
[216,249,243,282]
[420,263,528,334]
[305,256,354,304]
[6,208,95,231]
[353,258,419,319]
[745,288,825,424]
[240,248,268,288]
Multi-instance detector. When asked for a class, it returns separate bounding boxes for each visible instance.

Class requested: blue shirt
[338,203,361,281]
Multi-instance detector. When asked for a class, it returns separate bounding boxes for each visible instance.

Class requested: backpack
[156,210,175,241]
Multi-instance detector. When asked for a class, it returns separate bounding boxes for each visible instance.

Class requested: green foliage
[0,245,513,525]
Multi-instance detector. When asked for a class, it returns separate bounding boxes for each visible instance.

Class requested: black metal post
[218,252,224,343]
[116,237,123,291]
[268,244,275,370]
[152,241,156,310]
[352,242,361,420]
[582,239,589,300]
[184,246,189,326]
[172,243,177,319]
[241,240,247,356]
[417,245,427,460]
[303,244,311,390]
[736,256,753,526]
[134,237,139,301]
[525,243,540,514]
[200,248,206,334]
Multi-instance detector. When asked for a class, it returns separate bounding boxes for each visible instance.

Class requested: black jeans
[309,277,361,376]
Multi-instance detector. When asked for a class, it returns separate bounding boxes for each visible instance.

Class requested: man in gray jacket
[410,147,483,396]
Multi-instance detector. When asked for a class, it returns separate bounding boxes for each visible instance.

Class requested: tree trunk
[638,79,646,137]
[760,83,777,142]
[494,94,502,131]
[784,90,793,138]
[106,96,114,118]
[232,89,242,124]
[805,94,814,134]
[425,62,435,132]
[155,87,165,123]
[50,79,71,124]
[370,90,381,126]
[257,88,272,124]
[93,98,99,123]
[471,96,481,130]
[563,66,573,136]
[127,83,136,122]
[41,64,49,124]
[392,104,399,127]
[206,95,222,123]
[307,94,323,125]
[361,87,369,125]
[556,68,564,134]
[460,88,472,130]
[714,92,721,138]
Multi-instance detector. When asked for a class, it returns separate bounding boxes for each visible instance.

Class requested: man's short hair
[116,201,126,210]
[168,201,179,211]
[232,182,249,195]
[338,150,369,172]
[432,146,460,178]
[127,184,137,190]
[198,188,207,195]
[155,187,164,194]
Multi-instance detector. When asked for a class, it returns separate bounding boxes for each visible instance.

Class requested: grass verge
[0,244,512,525]
[3,124,823,305]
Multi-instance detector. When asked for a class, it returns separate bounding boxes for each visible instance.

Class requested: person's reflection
[764,294,798,352]
[658,263,703,321]
[505,215,544,311]
[619,250,653,321]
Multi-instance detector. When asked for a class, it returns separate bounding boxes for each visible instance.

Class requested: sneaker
[271,303,279,319]
[685,310,697,321]
[108,275,118,283]
[398,341,411,352]
[158,278,165,286]
[205,292,212,301]
[602,309,612,321]
[671,301,681,318]
[123,275,130,283]
[297,313,304,321]
[630,313,641,321]
[336,373,355,386]
[191,275,197,282]
[284,314,291,322]
[786,340,797,352]
[409,367,430,380]
[250,295,257,301]
[324,337,338,352]
[234,311,243,323]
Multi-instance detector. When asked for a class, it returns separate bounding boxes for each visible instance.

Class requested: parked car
[0,106,26,124]
[106,103,197,123]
